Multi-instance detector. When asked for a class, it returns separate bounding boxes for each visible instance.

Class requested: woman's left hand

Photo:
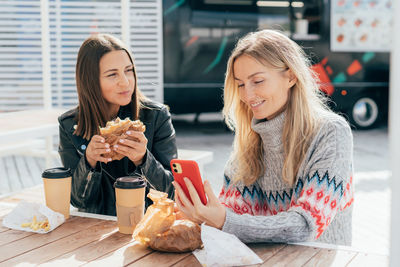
[173,178,226,229]
[113,130,148,166]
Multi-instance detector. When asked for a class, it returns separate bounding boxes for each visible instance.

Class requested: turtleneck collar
[251,111,285,150]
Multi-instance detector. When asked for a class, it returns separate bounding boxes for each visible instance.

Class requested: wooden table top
[0,186,389,267]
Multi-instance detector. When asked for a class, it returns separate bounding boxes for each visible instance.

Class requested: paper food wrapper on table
[133,189,203,252]
[2,202,65,233]
[193,224,262,267]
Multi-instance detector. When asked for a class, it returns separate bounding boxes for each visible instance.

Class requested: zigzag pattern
[223,170,345,207]
[304,171,344,198]
[221,170,354,239]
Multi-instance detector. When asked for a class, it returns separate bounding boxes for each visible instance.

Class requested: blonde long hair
[223,30,330,186]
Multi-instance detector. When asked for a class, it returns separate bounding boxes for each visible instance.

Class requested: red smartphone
[170,159,207,205]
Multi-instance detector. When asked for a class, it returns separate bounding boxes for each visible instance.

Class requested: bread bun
[148,219,203,252]
[99,117,145,161]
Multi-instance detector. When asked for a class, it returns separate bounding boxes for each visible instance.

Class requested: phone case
[170,159,207,205]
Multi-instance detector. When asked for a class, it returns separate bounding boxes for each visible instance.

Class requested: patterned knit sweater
[219,111,354,245]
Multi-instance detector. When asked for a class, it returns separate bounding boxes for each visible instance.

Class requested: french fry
[20,216,50,232]
[21,222,31,228]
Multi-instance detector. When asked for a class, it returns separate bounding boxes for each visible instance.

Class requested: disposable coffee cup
[114,176,146,234]
[295,19,309,35]
[42,167,72,219]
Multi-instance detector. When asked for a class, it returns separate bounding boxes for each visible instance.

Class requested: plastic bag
[132,189,203,252]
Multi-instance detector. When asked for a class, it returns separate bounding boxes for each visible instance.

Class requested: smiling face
[233,54,295,120]
[99,50,135,116]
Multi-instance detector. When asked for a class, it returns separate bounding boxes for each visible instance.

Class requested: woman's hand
[174,203,191,220]
[85,135,112,168]
[173,178,226,229]
[113,130,148,166]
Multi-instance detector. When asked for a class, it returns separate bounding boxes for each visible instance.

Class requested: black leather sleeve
[58,118,103,211]
[135,105,177,199]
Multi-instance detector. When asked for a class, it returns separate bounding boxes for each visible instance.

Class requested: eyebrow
[234,71,265,80]
[103,64,133,74]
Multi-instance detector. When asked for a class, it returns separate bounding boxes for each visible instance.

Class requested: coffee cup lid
[42,167,72,179]
[114,176,146,189]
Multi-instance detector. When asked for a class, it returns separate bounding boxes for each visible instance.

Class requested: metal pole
[40,0,52,109]
[156,0,164,103]
[389,0,400,266]
[121,0,130,48]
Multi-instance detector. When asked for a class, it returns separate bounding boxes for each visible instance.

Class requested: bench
[0,109,65,168]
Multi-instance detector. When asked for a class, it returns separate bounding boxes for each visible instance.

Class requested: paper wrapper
[2,202,65,233]
[132,189,203,252]
[193,224,262,267]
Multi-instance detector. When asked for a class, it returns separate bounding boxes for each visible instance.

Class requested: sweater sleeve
[220,117,354,243]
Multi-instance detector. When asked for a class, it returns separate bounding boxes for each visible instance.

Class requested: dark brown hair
[74,33,145,140]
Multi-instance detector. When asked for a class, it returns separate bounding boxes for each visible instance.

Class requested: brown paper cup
[42,168,72,219]
[115,176,146,234]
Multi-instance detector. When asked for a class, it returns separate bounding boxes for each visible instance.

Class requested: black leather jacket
[58,100,177,216]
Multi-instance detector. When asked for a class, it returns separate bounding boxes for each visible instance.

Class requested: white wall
[0,0,163,111]
[389,0,400,266]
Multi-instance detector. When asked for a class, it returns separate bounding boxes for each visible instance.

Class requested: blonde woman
[173,29,354,245]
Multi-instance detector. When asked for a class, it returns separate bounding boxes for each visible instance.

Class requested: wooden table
[0,186,389,266]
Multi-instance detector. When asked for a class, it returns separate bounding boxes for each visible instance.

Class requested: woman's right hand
[85,135,112,168]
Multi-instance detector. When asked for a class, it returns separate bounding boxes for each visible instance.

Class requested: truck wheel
[349,95,380,129]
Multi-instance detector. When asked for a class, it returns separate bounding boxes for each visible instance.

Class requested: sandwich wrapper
[193,224,263,267]
[2,202,65,233]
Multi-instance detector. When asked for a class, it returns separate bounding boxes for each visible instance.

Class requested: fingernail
[108,158,112,162]
[126,131,131,135]
[106,149,110,152]
[119,139,125,143]
[105,144,110,148]
[114,145,119,149]
[101,139,104,143]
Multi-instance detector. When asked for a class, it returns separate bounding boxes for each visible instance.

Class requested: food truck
[162,0,392,129]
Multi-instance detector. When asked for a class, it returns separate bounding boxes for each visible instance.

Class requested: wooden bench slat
[0,228,36,246]
[14,155,36,188]
[261,244,320,266]
[171,254,201,267]
[40,231,133,266]
[1,219,115,265]
[0,158,10,194]
[25,156,45,184]
[302,248,358,267]
[127,251,191,267]
[249,243,287,263]
[0,217,101,263]
[4,156,23,192]
[84,241,153,266]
